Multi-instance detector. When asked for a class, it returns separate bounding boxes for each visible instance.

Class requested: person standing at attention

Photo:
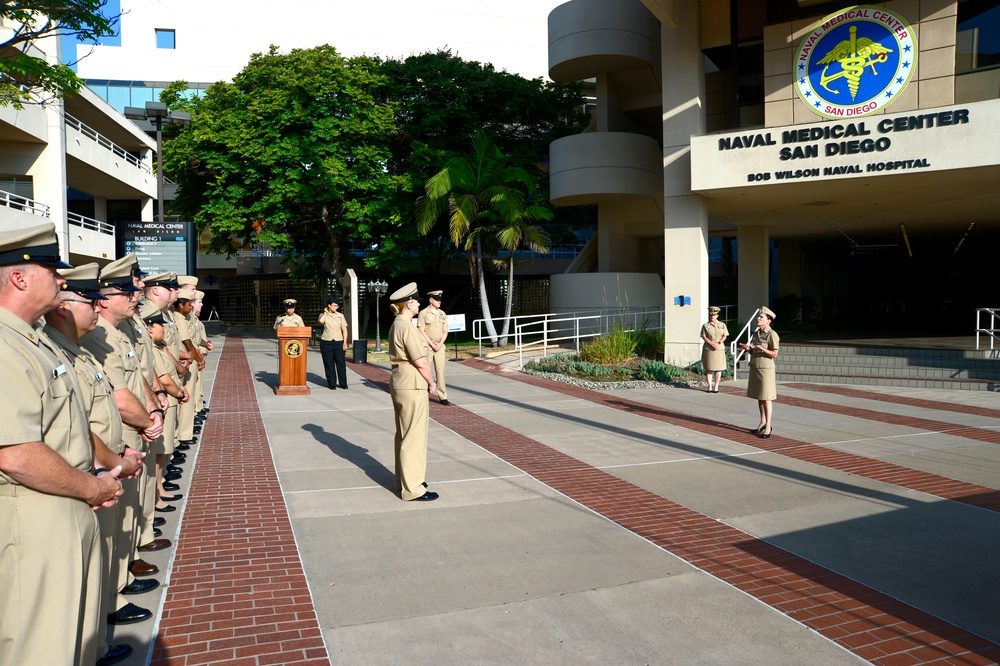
[318,295,349,389]
[418,289,450,405]
[0,223,123,666]
[274,298,304,328]
[739,306,779,439]
[388,283,438,502]
[700,305,729,393]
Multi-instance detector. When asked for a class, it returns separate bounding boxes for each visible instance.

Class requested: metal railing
[976,307,1000,350]
[729,307,761,380]
[513,308,666,367]
[68,211,115,236]
[64,113,151,174]
[0,189,50,217]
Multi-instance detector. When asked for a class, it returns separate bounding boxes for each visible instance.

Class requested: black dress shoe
[328,385,336,390]
[153,517,166,527]
[164,471,182,482]
[121,578,159,595]
[175,443,190,451]
[166,464,182,473]
[153,528,162,537]
[192,426,202,434]
[159,493,183,502]
[760,430,772,439]
[154,504,176,513]
[751,425,765,434]
[129,559,158,576]
[439,399,450,405]
[162,481,180,492]
[339,385,348,389]
[138,538,171,551]
[108,602,151,625]
[97,644,133,666]
[412,491,439,502]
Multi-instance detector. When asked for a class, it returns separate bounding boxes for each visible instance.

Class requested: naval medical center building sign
[692,7,1000,191]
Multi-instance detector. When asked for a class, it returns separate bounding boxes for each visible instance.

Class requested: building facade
[547,0,1000,364]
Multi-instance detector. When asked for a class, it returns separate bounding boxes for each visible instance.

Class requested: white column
[737,225,770,324]
[661,1,708,367]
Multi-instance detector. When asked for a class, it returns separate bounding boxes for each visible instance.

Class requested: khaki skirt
[747,364,776,401]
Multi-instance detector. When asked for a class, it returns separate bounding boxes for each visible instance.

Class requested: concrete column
[737,225,770,323]
[660,1,708,367]
[93,196,108,222]
[343,269,359,347]
[141,197,154,222]
[597,202,638,272]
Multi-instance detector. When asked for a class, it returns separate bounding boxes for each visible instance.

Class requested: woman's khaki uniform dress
[700,319,729,372]
[388,311,431,500]
[746,327,780,401]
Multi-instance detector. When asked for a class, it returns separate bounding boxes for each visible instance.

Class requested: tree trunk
[498,250,514,346]
[476,237,499,345]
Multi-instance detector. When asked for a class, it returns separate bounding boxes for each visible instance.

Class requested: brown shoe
[129,559,159,577]
[137,538,171,552]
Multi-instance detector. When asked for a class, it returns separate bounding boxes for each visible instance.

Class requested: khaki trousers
[115,467,142,611]
[430,347,447,400]
[95,493,123,657]
[177,365,197,442]
[0,488,102,666]
[390,386,429,500]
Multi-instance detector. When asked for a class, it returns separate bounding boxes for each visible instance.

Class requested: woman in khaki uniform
[700,305,729,393]
[739,306,779,438]
[387,283,438,502]
[417,290,450,404]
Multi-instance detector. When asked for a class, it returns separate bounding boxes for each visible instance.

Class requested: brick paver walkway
[349,358,1000,665]
[151,336,329,666]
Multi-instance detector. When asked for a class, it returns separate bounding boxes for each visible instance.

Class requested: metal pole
[375,295,382,352]
[155,115,164,225]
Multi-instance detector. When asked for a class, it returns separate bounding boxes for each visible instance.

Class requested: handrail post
[575,318,580,352]
[977,308,981,350]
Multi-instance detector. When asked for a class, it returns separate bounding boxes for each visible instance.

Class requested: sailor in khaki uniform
[417,290,450,405]
[87,260,165,626]
[45,264,145,666]
[318,295,349,389]
[739,306,779,438]
[190,290,214,415]
[387,283,438,501]
[0,223,123,666]
[700,306,729,393]
[274,298,304,328]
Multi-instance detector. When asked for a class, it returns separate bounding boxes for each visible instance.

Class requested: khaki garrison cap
[145,272,179,288]
[100,255,141,291]
[389,282,419,304]
[139,301,165,325]
[58,263,107,300]
[0,222,72,268]
[177,275,198,288]
[760,306,776,320]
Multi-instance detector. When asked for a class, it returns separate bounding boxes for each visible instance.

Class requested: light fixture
[899,223,913,258]
[125,102,192,226]
[952,222,976,256]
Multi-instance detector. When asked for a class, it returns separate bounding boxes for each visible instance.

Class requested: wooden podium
[275,326,312,395]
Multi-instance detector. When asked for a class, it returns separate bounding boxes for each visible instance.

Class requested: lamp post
[124,102,191,227]
[367,279,388,352]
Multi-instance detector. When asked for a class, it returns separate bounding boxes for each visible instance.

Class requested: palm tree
[416,132,549,346]
[489,199,552,345]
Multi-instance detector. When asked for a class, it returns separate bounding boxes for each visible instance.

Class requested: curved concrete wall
[548,0,660,82]
[550,132,663,206]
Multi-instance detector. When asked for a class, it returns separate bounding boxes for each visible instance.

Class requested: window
[155,29,176,49]
[957,0,1000,71]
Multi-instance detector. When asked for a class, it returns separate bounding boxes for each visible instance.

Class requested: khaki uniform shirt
[152,344,181,409]
[274,314,304,328]
[389,314,427,390]
[82,317,146,448]
[0,308,92,484]
[45,326,125,455]
[417,306,448,346]
[121,312,157,385]
[161,308,183,360]
[749,327,780,368]
[319,311,347,341]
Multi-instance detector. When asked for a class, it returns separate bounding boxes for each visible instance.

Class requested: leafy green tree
[491,203,552,345]
[1,0,119,107]
[416,132,549,346]
[162,45,403,280]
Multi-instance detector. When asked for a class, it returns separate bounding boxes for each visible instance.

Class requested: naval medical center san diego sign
[690,8,1000,191]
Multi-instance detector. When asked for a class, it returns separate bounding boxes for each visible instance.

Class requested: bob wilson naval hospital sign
[795,6,915,120]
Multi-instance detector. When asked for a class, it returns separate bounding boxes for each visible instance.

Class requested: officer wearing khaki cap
[418,289,450,405]
[274,298,304,328]
[47,264,146,665]
[700,306,729,393]
[0,223,123,666]
[387,282,438,501]
[739,306,779,438]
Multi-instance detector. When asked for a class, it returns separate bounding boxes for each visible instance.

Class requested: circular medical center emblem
[283,339,303,359]
[794,7,916,120]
